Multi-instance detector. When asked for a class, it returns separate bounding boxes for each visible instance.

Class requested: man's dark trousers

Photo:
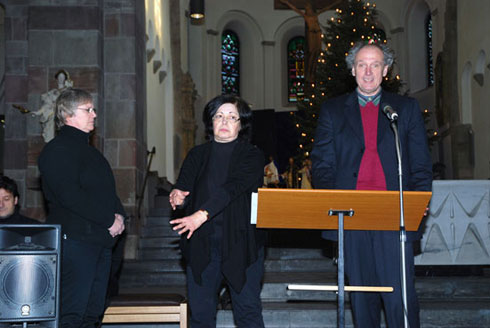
[345,230,420,328]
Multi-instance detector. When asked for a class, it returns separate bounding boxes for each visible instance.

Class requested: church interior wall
[186,0,448,172]
[187,22,206,145]
[2,0,490,221]
[188,0,490,179]
[458,0,490,179]
[0,1,147,220]
[215,11,265,110]
[471,50,490,179]
[188,1,331,115]
[405,0,431,93]
[188,0,443,116]
[378,0,445,171]
[179,0,189,74]
[372,11,396,61]
[470,62,490,179]
[425,0,445,61]
[460,62,472,124]
[0,7,5,174]
[273,16,305,110]
[145,0,175,181]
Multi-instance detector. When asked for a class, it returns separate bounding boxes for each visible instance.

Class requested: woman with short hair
[170,94,266,327]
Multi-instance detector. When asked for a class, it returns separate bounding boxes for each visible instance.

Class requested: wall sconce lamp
[189,0,204,19]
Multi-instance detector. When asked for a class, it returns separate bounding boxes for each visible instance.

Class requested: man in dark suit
[311,41,432,328]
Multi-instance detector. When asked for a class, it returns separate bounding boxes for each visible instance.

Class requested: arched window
[287,36,305,103]
[221,30,240,95]
[426,14,434,86]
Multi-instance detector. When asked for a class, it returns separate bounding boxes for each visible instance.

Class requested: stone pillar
[169,0,194,175]
[262,41,276,109]
[25,5,103,219]
[449,124,474,179]
[180,72,197,156]
[444,0,459,128]
[1,1,147,233]
[103,1,147,259]
[436,0,473,179]
[3,2,30,216]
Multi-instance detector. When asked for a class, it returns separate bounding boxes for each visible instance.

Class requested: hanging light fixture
[189,0,204,19]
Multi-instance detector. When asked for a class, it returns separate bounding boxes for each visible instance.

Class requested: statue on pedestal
[32,70,73,143]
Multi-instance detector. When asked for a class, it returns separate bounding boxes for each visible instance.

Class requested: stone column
[0,1,146,231]
[180,72,197,156]
[103,1,147,259]
[439,0,473,179]
[3,2,30,216]
[25,4,104,219]
[169,0,198,174]
[262,41,276,109]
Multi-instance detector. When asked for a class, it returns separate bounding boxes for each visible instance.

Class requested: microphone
[382,105,398,121]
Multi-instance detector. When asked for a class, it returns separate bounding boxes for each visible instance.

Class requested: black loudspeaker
[0,224,60,327]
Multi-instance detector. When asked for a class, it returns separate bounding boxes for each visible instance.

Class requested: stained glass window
[426,15,434,86]
[221,30,240,95]
[287,37,305,103]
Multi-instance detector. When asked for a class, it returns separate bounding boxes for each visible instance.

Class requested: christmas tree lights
[293,0,402,163]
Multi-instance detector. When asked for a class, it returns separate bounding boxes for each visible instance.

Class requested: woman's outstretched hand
[170,210,208,239]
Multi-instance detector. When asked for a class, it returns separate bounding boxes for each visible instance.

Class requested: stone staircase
[119,206,186,288]
[113,197,490,328]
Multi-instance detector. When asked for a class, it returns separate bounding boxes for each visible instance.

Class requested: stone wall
[2,0,146,228]
[3,1,36,217]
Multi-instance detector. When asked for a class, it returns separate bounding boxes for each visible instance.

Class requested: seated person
[0,175,38,224]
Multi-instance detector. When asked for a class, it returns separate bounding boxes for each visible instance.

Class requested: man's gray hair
[345,41,395,69]
[55,88,93,128]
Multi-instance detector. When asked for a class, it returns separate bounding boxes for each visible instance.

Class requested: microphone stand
[389,119,409,328]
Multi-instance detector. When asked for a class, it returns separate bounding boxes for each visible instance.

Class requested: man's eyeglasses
[77,107,96,114]
[212,113,240,123]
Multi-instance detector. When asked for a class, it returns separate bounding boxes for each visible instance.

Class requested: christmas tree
[293,0,401,164]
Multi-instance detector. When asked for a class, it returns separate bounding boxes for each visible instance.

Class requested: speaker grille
[0,254,56,320]
[3,257,52,304]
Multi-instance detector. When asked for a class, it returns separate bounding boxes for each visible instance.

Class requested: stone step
[139,236,180,248]
[215,299,490,328]
[154,195,171,212]
[265,258,336,272]
[415,275,490,300]
[119,272,186,287]
[141,224,177,237]
[145,209,174,224]
[118,266,333,290]
[138,247,327,261]
[119,268,490,302]
[145,215,172,227]
[122,259,185,273]
[261,273,490,302]
[140,247,182,260]
[266,247,328,260]
[121,258,335,277]
[100,299,490,328]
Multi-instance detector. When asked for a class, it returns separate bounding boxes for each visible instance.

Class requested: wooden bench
[102,293,188,327]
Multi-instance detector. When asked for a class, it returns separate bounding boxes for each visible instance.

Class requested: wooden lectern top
[256,188,431,231]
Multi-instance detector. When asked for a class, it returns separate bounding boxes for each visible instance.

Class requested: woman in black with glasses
[170,94,265,328]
